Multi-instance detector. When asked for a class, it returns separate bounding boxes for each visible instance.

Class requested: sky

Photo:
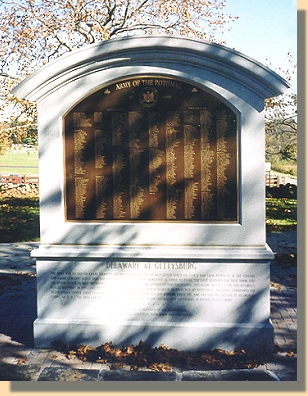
[216,0,297,90]
[0,0,298,92]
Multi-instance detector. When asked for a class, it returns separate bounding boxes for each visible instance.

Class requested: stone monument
[12,36,290,354]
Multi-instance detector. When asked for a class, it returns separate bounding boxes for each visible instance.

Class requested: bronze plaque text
[64,77,238,221]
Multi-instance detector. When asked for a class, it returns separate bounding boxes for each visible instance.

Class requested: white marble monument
[12,36,290,353]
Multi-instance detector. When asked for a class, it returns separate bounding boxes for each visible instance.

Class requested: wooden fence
[265,173,285,188]
[0,174,39,184]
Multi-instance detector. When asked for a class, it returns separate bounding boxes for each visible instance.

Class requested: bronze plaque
[64,77,238,221]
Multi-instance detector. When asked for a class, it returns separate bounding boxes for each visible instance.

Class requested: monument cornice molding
[31,243,274,261]
[12,35,290,103]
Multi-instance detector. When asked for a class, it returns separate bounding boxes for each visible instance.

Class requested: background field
[0,151,39,175]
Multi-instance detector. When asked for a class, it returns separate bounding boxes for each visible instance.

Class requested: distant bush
[271,161,297,177]
[266,183,297,199]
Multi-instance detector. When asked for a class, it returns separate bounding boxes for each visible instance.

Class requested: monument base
[32,244,274,355]
[34,319,273,354]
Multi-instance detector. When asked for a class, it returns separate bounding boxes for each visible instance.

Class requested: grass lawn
[266,198,297,231]
[0,151,38,174]
[0,193,40,242]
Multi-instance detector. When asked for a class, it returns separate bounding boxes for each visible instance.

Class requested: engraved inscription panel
[64,77,237,221]
[40,261,267,324]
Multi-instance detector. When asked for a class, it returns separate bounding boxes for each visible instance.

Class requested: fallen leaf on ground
[270,283,282,290]
[95,358,106,363]
[51,339,266,371]
[17,358,27,365]
[110,362,127,370]
[149,362,173,372]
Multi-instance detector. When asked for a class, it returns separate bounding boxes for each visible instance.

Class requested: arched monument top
[12,35,289,103]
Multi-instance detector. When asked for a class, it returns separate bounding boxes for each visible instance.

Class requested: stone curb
[0,363,280,381]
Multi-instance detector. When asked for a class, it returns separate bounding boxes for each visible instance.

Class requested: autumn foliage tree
[264,53,297,174]
[0,0,239,146]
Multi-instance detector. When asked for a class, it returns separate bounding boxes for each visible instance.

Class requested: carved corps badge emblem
[139,87,159,107]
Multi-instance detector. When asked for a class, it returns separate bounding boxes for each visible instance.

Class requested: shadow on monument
[24,34,276,358]
[33,240,273,359]
[31,141,273,356]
